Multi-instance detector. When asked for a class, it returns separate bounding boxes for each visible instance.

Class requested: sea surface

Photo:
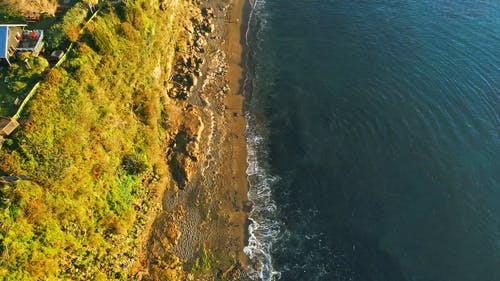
[242,0,500,281]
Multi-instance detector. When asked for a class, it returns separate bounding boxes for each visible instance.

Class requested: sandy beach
[138,0,251,279]
[221,0,250,266]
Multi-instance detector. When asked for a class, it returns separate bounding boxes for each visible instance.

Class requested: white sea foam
[242,1,282,280]
[243,121,282,281]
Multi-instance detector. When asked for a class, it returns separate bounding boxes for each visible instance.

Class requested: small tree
[45,24,67,50]
[61,3,88,42]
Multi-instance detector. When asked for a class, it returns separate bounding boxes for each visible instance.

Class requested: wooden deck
[0,117,19,136]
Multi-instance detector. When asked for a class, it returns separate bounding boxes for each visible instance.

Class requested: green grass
[0,0,188,279]
[0,2,87,117]
[191,247,213,276]
[0,73,16,116]
[0,56,49,116]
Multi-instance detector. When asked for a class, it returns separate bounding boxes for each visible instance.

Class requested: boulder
[185,22,195,34]
[190,74,198,87]
[202,7,214,17]
[164,222,181,246]
[203,22,215,33]
[195,36,207,47]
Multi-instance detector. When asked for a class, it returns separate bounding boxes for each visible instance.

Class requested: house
[0,24,27,66]
[0,116,19,147]
[1,24,45,66]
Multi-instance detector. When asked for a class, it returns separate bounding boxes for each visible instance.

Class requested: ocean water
[242,0,500,281]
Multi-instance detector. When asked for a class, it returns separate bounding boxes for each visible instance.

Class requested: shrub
[65,25,81,42]
[87,21,115,54]
[8,80,28,93]
[0,4,23,22]
[121,154,148,175]
[62,3,88,32]
[45,3,88,47]
[45,24,67,50]
[119,21,137,40]
[6,57,49,94]
[45,68,64,85]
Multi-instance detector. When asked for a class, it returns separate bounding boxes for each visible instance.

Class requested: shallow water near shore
[243,0,500,280]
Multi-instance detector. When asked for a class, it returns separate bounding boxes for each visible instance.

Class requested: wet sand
[222,0,250,265]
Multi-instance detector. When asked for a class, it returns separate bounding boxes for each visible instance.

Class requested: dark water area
[243,0,500,281]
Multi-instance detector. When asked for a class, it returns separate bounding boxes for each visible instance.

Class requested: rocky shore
[134,1,250,280]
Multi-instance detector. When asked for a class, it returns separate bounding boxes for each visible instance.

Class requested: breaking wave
[242,0,281,280]
[243,118,281,281]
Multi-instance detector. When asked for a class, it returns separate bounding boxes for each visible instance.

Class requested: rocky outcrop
[169,3,215,101]
[165,1,217,189]
[141,1,247,280]
[168,105,204,189]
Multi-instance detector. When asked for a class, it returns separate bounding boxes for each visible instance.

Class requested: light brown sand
[221,0,250,266]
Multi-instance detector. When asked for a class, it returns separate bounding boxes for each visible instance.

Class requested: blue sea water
[242,0,500,281]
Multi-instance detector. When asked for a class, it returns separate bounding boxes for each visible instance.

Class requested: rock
[190,73,198,87]
[176,90,188,100]
[164,222,181,245]
[185,22,194,34]
[169,87,178,98]
[202,22,215,33]
[202,18,215,33]
[195,36,207,47]
[243,200,253,212]
[189,57,196,67]
[207,23,215,33]
[186,142,199,161]
[191,13,204,25]
[202,7,214,17]
[186,32,194,45]
[181,55,189,66]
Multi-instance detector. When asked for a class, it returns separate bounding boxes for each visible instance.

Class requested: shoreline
[139,0,252,279]
[223,0,251,267]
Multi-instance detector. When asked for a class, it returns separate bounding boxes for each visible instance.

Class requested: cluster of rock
[169,6,215,100]
[164,2,227,192]
[167,105,204,189]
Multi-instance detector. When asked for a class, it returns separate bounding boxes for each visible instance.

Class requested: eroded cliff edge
[0,0,249,280]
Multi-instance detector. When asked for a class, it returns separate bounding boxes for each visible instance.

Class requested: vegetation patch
[0,0,187,279]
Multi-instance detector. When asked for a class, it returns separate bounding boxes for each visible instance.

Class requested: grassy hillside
[0,0,188,279]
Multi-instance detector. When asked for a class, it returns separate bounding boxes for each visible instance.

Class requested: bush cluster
[45,3,89,49]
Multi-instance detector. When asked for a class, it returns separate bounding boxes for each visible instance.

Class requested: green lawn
[0,56,49,117]
[0,67,18,116]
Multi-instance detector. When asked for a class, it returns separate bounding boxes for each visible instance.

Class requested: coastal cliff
[0,0,248,280]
